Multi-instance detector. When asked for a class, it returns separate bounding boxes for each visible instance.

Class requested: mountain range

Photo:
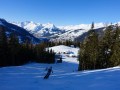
[12,21,120,41]
[1,18,120,43]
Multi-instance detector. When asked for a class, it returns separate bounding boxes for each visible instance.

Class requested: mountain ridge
[0,19,40,43]
[2,19,120,42]
[11,21,108,41]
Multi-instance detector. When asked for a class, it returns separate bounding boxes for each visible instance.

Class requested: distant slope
[48,45,79,56]
[0,19,40,43]
[75,27,105,41]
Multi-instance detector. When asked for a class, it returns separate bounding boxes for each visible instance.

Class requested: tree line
[46,40,81,48]
[78,23,120,71]
[0,26,55,67]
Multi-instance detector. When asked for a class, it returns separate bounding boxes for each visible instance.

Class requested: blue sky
[0,0,120,26]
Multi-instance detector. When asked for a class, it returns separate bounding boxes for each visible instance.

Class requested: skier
[44,66,53,79]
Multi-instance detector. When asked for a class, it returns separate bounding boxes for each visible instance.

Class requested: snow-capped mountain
[58,23,105,30]
[11,21,120,42]
[0,19,40,43]
[12,21,65,39]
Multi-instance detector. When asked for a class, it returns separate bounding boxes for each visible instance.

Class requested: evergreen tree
[78,23,99,70]
[49,49,55,63]
[91,22,94,30]
[98,25,114,68]
[8,33,20,65]
[0,26,8,66]
[78,43,86,70]
[110,25,120,66]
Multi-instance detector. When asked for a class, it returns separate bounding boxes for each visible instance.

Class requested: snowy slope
[48,45,79,63]
[48,45,79,56]
[0,45,120,90]
[0,62,120,90]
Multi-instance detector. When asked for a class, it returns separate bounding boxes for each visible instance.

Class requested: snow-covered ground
[0,45,120,90]
[48,45,79,56]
